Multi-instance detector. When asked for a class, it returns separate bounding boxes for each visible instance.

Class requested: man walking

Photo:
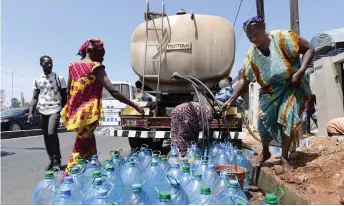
[29,55,67,170]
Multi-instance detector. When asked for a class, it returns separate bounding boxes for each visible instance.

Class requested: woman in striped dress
[222,16,315,170]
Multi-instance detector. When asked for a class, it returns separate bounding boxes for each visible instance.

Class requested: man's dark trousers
[41,112,62,164]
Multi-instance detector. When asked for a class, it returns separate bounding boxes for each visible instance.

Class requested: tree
[11,98,20,108]
[1,89,5,104]
[23,101,31,108]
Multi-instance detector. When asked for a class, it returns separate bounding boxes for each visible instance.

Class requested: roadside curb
[250,161,311,204]
[1,128,68,140]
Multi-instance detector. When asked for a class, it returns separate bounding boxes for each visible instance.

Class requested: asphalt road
[1,133,131,205]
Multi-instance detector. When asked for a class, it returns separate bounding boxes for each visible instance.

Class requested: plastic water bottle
[180,166,192,188]
[160,157,171,174]
[84,162,101,180]
[191,186,218,205]
[167,176,190,205]
[51,188,81,205]
[218,179,248,205]
[151,151,162,164]
[260,188,284,205]
[191,155,202,173]
[112,153,125,171]
[110,150,126,165]
[74,159,87,175]
[168,144,180,160]
[168,153,180,165]
[126,148,139,161]
[185,141,201,163]
[202,165,220,189]
[124,183,152,205]
[120,161,142,192]
[103,159,114,169]
[104,165,124,203]
[214,144,231,165]
[184,173,204,203]
[156,190,176,205]
[235,150,249,191]
[83,171,102,193]
[195,159,208,179]
[32,171,58,205]
[166,163,183,182]
[69,167,84,191]
[225,142,235,165]
[137,145,152,172]
[83,177,113,205]
[90,189,112,205]
[90,154,102,168]
[59,176,82,202]
[144,161,169,200]
[212,171,229,196]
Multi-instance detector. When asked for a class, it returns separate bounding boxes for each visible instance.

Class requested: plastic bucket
[216,165,246,190]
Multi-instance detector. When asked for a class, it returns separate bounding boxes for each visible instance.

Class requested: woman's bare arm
[222,78,250,111]
[298,37,315,74]
[94,66,143,113]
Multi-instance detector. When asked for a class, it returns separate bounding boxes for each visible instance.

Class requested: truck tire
[128,138,164,151]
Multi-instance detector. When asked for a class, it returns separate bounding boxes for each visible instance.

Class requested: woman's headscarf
[243,15,264,32]
[77,38,104,58]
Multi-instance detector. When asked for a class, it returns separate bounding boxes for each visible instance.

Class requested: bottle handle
[167,175,179,186]
[152,150,161,156]
[140,144,149,150]
[201,155,210,161]
[224,173,239,187]
[52,185,60,196]
[275,188,284,200]
[191,141,197,145]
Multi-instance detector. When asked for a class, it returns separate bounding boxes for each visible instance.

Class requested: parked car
[1,108,41,131]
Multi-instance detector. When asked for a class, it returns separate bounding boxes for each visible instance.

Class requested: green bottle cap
[159,191,171,202]
[200,186,211,195]
[44,171,54,179]
[265,193,278,204]
[92,171,101,178]
[71,167,80,174]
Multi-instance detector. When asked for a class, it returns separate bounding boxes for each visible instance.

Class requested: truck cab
[95,81,136,135]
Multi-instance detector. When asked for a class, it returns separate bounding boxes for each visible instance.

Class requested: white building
[307,28,344,136]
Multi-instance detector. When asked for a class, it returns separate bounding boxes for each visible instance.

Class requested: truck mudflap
[113,130,243,140]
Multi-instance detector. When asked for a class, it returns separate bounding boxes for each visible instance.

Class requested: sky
[1,0,344,106]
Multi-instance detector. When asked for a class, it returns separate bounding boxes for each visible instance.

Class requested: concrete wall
[309,53,344,136]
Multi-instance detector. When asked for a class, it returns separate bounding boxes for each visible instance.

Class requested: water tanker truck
[114,3,243,151]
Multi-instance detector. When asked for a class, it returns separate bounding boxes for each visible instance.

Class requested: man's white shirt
[32,72,67,115]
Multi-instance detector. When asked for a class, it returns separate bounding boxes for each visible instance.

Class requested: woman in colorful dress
[171,94,214,156]
[61,38,144,173]
[222,16,315,170]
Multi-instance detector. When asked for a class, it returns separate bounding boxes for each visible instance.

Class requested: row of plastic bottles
[32,143,282,205]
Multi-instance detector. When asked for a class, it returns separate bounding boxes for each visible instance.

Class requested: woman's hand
[288,71,304,88]
[221,100,234,113]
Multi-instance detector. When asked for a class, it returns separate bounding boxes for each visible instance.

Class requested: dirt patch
[263,136,344,205]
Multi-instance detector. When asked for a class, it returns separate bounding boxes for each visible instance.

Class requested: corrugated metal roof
[307,48,344,74]
[310,28,344,52]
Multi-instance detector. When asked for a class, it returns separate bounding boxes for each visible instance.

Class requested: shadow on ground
[1,146,46,150]
[1,151,16,157]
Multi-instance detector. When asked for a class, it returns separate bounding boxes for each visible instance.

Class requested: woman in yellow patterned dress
[61,38,144,173]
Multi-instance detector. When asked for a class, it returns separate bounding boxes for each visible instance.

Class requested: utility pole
[11,69,14,101]
[290,0,300,34]
[256,0,265,19]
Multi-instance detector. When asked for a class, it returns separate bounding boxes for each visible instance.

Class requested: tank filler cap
[177,9,186,15]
